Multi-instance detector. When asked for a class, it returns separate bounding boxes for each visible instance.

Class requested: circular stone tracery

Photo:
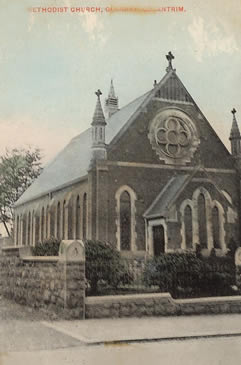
[148,109,200,164]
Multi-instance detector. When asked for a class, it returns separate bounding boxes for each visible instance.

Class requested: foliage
[143,252,202,289]
[195,244,202,259]
[227,237,239,260]
[32,237,61,256]
[85,240,133,294]
[0,147,42,236]
[143,252,236,298]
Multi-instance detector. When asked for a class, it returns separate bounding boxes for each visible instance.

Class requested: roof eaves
[15,174,88,208]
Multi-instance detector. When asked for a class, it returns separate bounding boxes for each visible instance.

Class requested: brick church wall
[96,163,239,252]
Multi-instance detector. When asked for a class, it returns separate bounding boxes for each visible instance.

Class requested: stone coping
[86,292,172,303]
[176,295,241,304]
[2,245,20,251]
[22,256,59,263]
[86,293,241,305]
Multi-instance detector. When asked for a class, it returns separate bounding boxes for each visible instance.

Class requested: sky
[0,0,240,164]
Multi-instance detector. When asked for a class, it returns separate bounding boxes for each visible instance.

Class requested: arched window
[83,193,87,240]
[27,212,31,246]
[50,208,55,237]
[184,205,193,249]
[16,215,19,246]
[68,200,73,239]
[212,206,220,249]
[35,215,39,244]
[76,196,80,239]
[120,191,131,250]
[62,200,66,239]
[22,215,26,246]
[115,186,137,251]
[41,207,45,242]
[198,194,207,248]
[46,205,49,238]
[32,210,34,245]
[57,202,61,239]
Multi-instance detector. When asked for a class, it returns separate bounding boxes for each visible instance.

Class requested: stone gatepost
[59,240,85,319]
[235,247,241,289]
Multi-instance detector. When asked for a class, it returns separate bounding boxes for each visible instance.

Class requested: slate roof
[144,175,189,219]
[16,90,151,206]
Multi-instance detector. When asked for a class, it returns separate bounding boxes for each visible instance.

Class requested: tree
[0,147,42,236]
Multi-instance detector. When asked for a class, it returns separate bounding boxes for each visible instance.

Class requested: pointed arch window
[27,212,31,246]
[68,199,73,240]
[22,215,26,246]
[57,202,61,239]
[35,215,39,244]
[41,207,45,242]
[76,196,81,239]
[62,200,66,239]
[115,186,137,251]
[198,193,207,248]
[50,207,55,237]
[16,215,19,246]
[46,205,49,238]
[83,193,87,240]
[32,210,34,245]
[184,205,193,249]
[120,191,131,250]
[212,206,220,249]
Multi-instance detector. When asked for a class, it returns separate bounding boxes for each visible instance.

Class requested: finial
[166,51,175,72]
[108,79,116,98]
[231,108,237,116]
[95,89,102,98]
[92,89,106,126]
[153,80,157,87]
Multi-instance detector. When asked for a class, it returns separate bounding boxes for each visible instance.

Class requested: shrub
[143,252,202,291]
[32,237,61,256]
[227,237,239,260]
[143,252,236,298]
[85,240,133,294]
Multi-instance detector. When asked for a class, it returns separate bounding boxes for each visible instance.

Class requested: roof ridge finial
[166,51,175,72]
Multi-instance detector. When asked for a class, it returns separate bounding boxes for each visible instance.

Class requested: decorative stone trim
[179,187,227,252]
[180,199,196,250]
[148,108,200,165]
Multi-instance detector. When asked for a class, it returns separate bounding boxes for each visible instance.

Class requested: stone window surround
[148,107,200,165]
[180,187,226,252]
[115,185,137,252]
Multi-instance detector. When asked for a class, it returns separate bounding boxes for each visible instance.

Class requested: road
[0,296,241,365]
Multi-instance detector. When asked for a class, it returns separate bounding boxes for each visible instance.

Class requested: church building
[14,53,240,258]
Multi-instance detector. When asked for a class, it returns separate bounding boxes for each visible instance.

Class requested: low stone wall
[86,293,241,318]
[0,245,85,319]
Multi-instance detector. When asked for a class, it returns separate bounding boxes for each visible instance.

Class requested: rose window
[155,117,191,159]
[148,109,200,164]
